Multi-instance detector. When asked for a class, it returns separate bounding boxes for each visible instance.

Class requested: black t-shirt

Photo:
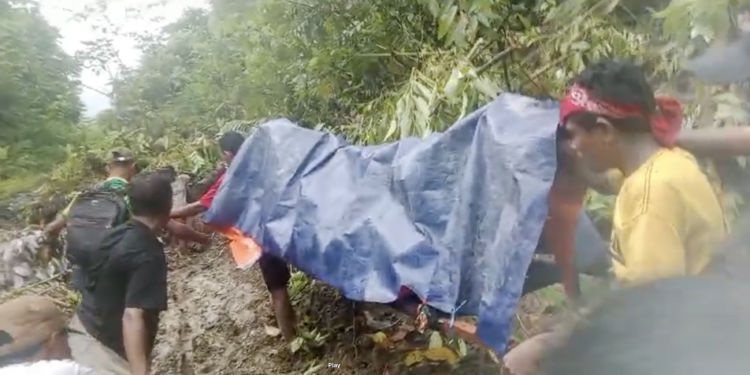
[77,220,168,359]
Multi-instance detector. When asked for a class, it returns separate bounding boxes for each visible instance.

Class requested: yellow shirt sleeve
[614,212,686,284]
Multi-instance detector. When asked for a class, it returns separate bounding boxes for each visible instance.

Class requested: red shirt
[200,171,226,209]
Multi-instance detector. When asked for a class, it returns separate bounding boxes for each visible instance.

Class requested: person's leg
[504,328,570,375]
[68,315,131,375]
[259,254,296,341]
[572,211,611,277]
[523,260,563,296]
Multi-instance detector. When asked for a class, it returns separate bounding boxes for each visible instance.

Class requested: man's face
[221,150,234,164]
[564,116,618,173]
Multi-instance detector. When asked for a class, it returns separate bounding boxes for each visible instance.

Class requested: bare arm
[44,195,78,237]
[676,127,750,158]
[165,220,210,244]
[169,201,206,219]
[43,216,66,237]
[122,308,150,375]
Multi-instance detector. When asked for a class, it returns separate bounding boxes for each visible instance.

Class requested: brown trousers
[68,315,131,375]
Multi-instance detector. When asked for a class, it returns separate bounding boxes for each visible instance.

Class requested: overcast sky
[37,0,208,117]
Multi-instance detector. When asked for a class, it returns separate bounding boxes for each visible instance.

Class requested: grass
[537,276,611,306]
[0,174,42,200]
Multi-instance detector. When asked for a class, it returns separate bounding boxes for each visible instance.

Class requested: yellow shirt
[610,148,726,284]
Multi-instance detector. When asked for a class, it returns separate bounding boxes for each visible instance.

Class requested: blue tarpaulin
[204,93,604,352]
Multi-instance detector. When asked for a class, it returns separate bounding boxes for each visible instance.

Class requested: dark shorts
[258,254,290,291]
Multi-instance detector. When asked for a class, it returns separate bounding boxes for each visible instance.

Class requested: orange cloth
[215,226,263,270]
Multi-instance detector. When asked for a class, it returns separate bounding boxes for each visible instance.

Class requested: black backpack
[65,186,129,273]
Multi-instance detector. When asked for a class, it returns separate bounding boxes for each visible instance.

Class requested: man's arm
[676,127,750,158]
[165,220,210,244]
[122,254,168,375]
[43,196,77,237]
[169,201,206,219]
[122,308,150,375]
[43,216,66,237]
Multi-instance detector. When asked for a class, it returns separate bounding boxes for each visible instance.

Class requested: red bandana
[559,84,683,147]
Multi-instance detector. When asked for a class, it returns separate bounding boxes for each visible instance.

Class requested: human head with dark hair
[128,172,173,231]
[218,131,245,163]
[107,147,137,181]
[559,59,683,174]
[539,276,750,375]
[153,165,177,182]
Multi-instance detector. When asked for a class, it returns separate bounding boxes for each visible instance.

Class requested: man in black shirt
[68,172,173,375]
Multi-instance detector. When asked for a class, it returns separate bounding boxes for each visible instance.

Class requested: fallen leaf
[423,347,459,365]
[369,331,388,345]
[303,362,324,375]
[290,337,304,353]
[264,325,281,337]
[487,349,501,364]
[457,339,468,357]
[403,350,425,366]
[429,331,443,349]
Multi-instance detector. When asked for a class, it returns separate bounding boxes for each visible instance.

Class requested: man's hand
[43,216,66,238]
[165,220,210,244]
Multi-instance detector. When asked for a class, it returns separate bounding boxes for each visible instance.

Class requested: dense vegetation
[2,0,750,224]
[0,1,81,181]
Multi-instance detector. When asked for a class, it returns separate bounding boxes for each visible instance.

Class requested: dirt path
[149,241,550,375]
[152,246,296,375]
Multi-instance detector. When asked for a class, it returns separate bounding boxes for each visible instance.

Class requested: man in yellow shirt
[504,59,728,375]
[559,59,726,284]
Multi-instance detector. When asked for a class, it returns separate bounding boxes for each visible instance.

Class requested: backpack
[65,186,129,274]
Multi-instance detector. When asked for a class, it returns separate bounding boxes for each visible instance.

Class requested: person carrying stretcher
[169,131,297,342]
[504,58,728,375]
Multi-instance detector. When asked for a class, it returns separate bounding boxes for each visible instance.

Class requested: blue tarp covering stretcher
[204,93,607,353]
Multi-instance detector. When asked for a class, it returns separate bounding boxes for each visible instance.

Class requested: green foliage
[3,0,750,227]
[0,0,82,179]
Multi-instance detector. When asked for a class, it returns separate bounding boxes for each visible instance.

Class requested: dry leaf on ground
[403,347,459,366]
[264,325,281,337]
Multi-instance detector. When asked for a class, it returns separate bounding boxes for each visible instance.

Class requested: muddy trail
[0,219,553,375]
[149,237,532,375]
[152,245,296,375]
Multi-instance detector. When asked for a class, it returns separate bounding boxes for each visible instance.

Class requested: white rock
[12,275,24,288]
[13,264,32,277]
[0,230,67,290]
